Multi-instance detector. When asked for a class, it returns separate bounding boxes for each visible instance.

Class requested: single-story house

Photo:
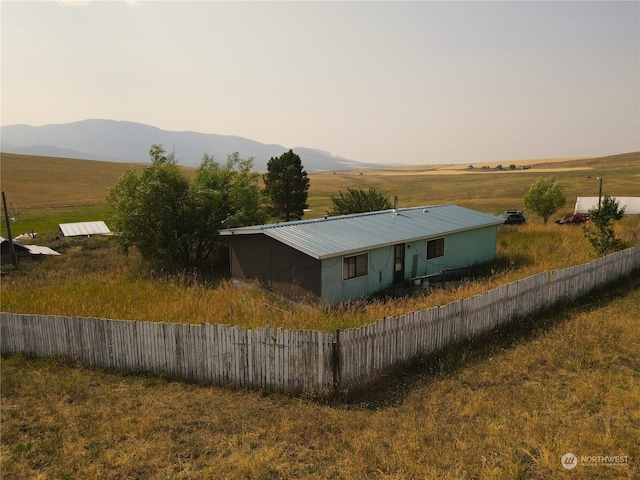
[58,221,111,237]
[220,204,504,305]
[574,197,640,216]
[1,236,60,265]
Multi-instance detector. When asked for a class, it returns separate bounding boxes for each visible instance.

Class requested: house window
[427,238,445,259]
[343,253,368,280]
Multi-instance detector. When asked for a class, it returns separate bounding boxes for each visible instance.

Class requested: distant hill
[0,119,384,172]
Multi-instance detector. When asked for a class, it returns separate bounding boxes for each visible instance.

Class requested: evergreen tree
[263,150,310,221]
[582,195,627,254]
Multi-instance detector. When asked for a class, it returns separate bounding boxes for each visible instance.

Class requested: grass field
[0,218,637,333]
[1,151,639,331]
[304,151,640,216]
[2,216,639,332]
[2,273,639,479]
[1,151,639,478]
[2,151,639,237]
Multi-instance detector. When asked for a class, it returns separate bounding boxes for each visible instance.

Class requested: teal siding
[321,247,395,305]
[411,225,498,277]
[319,225,497,304]
[443,225,497,268]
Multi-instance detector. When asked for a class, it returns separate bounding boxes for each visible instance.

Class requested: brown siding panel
[230,234,271,282]
[229,234,321,301]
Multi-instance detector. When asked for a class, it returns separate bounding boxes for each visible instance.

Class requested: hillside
[0,119,384,172]
[1,151,638,239]
[1,149,639,478]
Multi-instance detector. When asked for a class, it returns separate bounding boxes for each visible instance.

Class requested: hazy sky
[2,1,638,165]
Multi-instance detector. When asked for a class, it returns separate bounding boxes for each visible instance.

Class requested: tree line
[108,145,393,272]
[108,146,308,271]
[108,147,627,273]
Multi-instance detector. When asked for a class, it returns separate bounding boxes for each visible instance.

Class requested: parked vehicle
[501,210,526,225]
[555,214,589,225]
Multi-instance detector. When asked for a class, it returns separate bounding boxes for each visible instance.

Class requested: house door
[394,244,405,283]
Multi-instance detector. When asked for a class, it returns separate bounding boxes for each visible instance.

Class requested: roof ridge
[266,204,457,228]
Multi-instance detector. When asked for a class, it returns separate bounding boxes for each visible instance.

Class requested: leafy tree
[149,143,175,165]
[108,145,265,270]
[523,176,566,224]
[582,195,627,254]
[263,150,309,221]
[192,152,267,260]
[327,187,392,216]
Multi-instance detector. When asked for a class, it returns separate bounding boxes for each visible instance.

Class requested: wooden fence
[2,245,639,396]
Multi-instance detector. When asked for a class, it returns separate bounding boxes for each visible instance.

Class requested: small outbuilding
[58,221,111,237]
[1,236,60,265]
[220,204,504,304]
[574,197,640,216]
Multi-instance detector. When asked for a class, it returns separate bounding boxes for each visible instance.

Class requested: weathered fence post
[332,329,341,393]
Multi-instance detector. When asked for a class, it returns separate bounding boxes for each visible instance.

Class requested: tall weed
[3,219,638,331]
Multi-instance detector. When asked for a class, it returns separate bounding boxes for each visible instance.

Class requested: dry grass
[2,218,639,333]
[2,273,639,479]
[0,153,147,211]
[1,152,638,344]
[2,151,638,237]
[305,151,640,216]
[2,151,639,478]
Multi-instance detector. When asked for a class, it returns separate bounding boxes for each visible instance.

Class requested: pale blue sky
[2,1,638,164]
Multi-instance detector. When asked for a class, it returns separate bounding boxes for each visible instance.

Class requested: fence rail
[2,245,639,396]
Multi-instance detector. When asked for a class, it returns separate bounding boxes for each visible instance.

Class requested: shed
[574,197,640,215]
[220,204,504,304]
[58,221,111,237]
[1,236,60,265]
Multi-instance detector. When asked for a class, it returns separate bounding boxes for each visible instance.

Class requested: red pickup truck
[555,214,589,225]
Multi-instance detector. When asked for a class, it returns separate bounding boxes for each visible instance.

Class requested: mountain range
[0,119,385,171]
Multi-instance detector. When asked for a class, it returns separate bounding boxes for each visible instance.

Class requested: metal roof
[0,237,60,256]
[574,196,640,215]
[58,221,111,237]
[24,245,61,256]
[221,205,504,259]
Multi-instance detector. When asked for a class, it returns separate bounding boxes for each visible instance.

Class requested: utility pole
[597,176,605,245]
[597,176,603,209]
[2,192,17,266]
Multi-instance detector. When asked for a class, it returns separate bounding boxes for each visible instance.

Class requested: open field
[1,151,640,332]
[2,273,639,479]
[1,218,639,332]
[2,150,639,478]
[1,151,638,237]
[305,151,640,216]
[0,153,148,238]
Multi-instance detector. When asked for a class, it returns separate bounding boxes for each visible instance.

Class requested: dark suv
[502,210,526,225]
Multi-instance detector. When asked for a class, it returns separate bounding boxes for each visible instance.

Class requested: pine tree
[263,150,310,221]
[582,195,627,254]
